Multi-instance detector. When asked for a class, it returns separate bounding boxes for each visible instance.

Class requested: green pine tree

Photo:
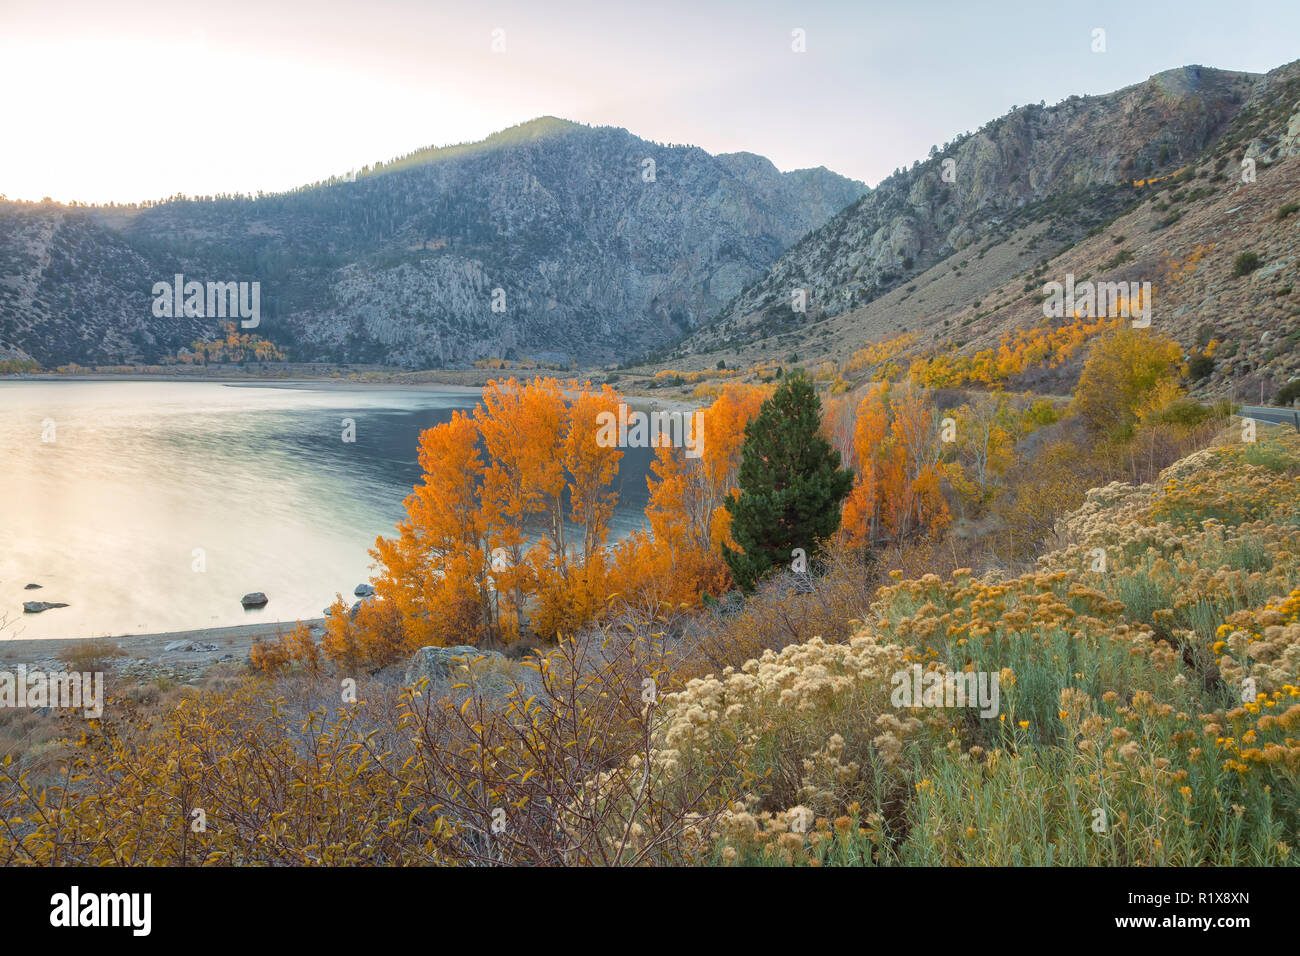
[724,370,854,591]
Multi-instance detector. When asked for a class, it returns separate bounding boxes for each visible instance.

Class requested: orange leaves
[841,386,891,546]
[644,443,693,556]
[477,377,569,546]
[564,384,624,561]
[187,321,284,364]
[840,382,950,547]
[249,637,292,675]
[284,621,323,677]
[368,377,631,652]
[363,376,768,645]
[647,384,765,557]
[842,332,918,377]
[414,409,487,550]
[530,556,610,641]
[321,595,362,668]
[371,408,490,650]
[612,384,766,611]
[697,384,767,499]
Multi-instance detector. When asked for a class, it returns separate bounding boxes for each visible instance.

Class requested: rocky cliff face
[709,66,1262,329]
[672,61,1300,400]
[0,117,866,367]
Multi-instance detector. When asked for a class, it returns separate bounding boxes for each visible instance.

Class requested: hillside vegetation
[3,369,1296,864]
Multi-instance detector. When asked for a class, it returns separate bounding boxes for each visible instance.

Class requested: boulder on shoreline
[23,601,69,613]
[404,645,502,685]
[241,592,269,608]
[354,583,376,597]
[403,644,543,701]
[164,639,220,652]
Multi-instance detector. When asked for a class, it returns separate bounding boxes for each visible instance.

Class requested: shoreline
[1,371,704,412]
[2,373,487,393]
[1,618,328,672]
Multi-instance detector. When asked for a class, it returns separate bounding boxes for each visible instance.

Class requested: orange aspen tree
[840,381,952,546]
[840,384,891,547]
[474,377,569,638]
[613,385,766,609]
[564,382,624,563]
[369,409,493,647]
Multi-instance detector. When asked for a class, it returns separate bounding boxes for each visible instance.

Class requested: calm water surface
[0,380,652,639]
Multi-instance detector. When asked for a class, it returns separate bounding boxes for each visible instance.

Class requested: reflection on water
[0,380,651,640]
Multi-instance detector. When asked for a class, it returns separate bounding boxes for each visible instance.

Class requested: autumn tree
[364,378,628,652]
[611,384,767,611]
[363,378,771,655]
[723,371,853,591]
[370,408,492,649]
[1072,327,1185,438]
[840,381,953,546]
[950,395,1018,507]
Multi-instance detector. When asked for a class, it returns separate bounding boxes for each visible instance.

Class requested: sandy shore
[0,619,327,671]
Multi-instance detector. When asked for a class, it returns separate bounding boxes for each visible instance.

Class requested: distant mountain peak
[0,119,866,367]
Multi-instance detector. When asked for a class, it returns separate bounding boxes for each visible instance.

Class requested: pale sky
[2,0,1298,205]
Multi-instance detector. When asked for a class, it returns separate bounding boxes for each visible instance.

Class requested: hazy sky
[3,0,1298,204]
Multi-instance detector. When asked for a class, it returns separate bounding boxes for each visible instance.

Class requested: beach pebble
[240,592,269,608]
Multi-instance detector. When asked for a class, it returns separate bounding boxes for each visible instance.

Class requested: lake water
[0,380,653,640]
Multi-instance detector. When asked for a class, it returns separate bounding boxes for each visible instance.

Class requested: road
[1240,405,1300,428]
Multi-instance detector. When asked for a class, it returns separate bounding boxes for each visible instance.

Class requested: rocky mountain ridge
[669,60,1300,397]
[0,117,866,367]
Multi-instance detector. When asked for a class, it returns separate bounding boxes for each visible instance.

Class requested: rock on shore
[23,601,69,613]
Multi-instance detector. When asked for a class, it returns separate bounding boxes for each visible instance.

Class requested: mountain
[675,60,1300,396]
[0,117,867,367]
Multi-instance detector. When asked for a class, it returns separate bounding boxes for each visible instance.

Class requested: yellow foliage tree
[1071,327,1185,437]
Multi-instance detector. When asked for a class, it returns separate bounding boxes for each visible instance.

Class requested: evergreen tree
[724,371,854,591]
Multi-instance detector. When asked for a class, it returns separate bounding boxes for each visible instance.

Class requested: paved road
[1240,405,1300,427]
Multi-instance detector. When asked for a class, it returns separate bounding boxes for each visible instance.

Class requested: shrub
[248,637,291,676]
[284,621,323,677]
[1158,398,1214,427]
[57,639,123,673]
[1188,353,1215,381]
[1233,251,1261,277]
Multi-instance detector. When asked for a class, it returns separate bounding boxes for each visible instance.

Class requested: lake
[0,380,653,640]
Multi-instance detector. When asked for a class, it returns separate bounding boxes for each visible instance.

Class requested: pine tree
[723,371,854,591]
